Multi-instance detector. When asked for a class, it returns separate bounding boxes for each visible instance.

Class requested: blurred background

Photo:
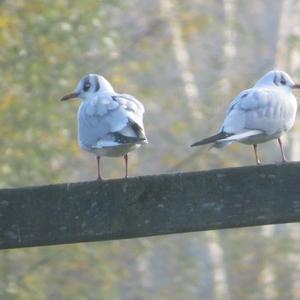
[1,0,300,299]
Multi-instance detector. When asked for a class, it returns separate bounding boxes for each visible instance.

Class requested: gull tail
[191,130,262,149]
[191,132,233,147]
[214,130,262,144]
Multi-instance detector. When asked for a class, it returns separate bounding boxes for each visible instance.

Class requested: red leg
[278,138,287,163]
[253,144,261,165]
[96,156,102,180]
[124,154,128,178]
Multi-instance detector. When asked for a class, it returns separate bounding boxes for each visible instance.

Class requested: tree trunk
[159,0,201,119]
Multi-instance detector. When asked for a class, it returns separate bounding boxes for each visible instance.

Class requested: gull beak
[60,92,80,101]
[292,84,300,89]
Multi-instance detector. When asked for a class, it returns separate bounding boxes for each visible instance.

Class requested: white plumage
[191,70,300,164]
[61,74,147,179]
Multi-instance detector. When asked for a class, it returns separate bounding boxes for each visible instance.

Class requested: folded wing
[223,87,292,135]
[78,93,147,150]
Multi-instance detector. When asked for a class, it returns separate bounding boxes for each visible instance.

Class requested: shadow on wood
[1,162,300,250]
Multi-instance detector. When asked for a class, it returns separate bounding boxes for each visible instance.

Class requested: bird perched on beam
[61,74,147,180]
[191,70,299,164]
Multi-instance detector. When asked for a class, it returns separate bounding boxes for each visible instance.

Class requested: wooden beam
[1,162,300,250]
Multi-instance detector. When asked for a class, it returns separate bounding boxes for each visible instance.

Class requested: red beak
[60,92,80,101]
[293,84,300,89]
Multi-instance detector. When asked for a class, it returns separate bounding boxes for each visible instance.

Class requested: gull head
[60,74,115,101]
[255,70,300,90]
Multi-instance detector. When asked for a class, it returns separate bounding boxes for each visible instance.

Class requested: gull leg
[253,144,261,165]
[96,156,102,180]
[124,154,128,178]
[278,138,287,163]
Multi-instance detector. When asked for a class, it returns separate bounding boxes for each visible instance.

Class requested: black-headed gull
[61,74,147,180]
[191,70,300,164]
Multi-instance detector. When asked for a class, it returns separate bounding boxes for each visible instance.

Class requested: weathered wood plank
[1,162,300,249]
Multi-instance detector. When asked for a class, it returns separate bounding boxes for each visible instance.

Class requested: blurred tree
[1,0,300,299]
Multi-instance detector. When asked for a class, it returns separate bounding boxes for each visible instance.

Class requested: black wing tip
[190,138,214,147]
[190,141,202,147]
[114,133,148,145]
[190,140,209,147]
[190,132,232,148]
[139,137,148,143]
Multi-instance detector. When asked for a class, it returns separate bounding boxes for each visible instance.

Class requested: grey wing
[222,88,290,135]
[112,93,145,129]
[78,93,146,150]
[226,88,252,114]
[110,93,147,142]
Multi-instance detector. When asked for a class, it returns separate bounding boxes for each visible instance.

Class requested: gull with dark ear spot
[61,74,148,180]
[191,70,299,165]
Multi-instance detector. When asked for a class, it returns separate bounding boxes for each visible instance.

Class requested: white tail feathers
[212,130,262,148]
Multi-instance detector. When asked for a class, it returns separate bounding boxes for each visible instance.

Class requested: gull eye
[83,82,91,91]
[280,77,286,85]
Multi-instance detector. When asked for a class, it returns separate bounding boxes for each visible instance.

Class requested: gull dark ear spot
[280,74,287,85]
[83,76,91,92]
